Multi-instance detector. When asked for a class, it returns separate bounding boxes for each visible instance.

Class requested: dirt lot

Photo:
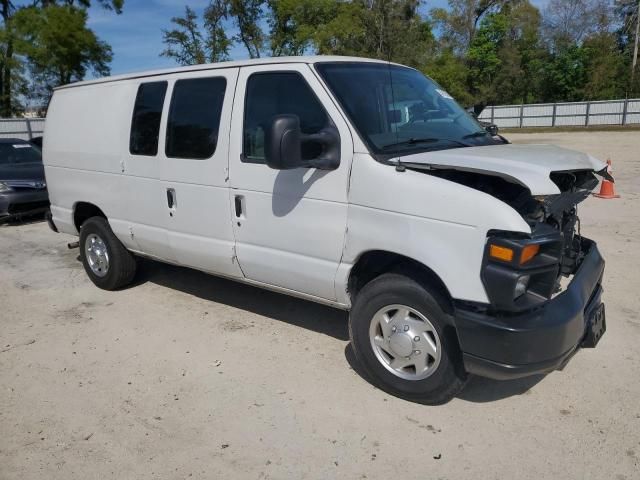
[1,131,639,479]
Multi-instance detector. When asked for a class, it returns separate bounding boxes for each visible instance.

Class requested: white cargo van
[44,56,608,404]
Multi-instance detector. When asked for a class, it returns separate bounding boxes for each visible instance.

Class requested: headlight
[482,225,565,312]
[488,243,540,265]
[0,182,13,193]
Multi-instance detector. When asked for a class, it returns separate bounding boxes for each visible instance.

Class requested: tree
[616,0,640,91]
[162,0,434,67]
[356,0,434,67]
[38,0,124,13]
[159,0,634,104]
[204,0,233,62]
[13,5,112,105]
[539,45,588,101]
[542,0,611,49]
[1,0,20,116]
[430,0,509,54]
[267,0,434,66]
[538,0,632,100]
[0,0,121,117]
[267,0,310,56]
[582,32,627,99]
[466,1,544,105]
[228,0,264,58]
[425,49,474,105]
[161,0,265,62]
[161,6,207,65]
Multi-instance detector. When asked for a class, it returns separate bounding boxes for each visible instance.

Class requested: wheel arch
[347,250,454,314]
[73,201,107,233]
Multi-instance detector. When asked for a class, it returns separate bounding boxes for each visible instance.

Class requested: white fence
[0,118,45,141]
[478,98,640,128]
[3,100,639,137]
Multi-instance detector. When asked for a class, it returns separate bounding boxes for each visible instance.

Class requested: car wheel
[79,216,137,290]
[349,273,467,404]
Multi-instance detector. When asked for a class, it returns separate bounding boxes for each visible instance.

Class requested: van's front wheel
[79,217,137,290]
[349,273,467,404]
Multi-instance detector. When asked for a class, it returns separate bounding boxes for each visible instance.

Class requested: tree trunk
[632,0,640,84]
[1,0,12,117]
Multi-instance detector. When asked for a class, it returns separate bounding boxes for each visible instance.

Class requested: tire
[79,216,137,290]
[349,273,467,404]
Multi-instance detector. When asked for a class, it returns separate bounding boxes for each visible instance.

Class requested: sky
[14,0,551,77]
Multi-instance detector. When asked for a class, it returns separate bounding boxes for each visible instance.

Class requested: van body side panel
[158,68,242,278]
[44,82,138,248]
[340,154,531,304]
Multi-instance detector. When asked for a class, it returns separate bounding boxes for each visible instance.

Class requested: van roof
[56,55,401,90]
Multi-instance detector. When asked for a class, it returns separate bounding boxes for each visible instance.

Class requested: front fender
[337,155,530,305]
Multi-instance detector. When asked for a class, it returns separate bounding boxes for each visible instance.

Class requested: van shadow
[344,343,544,404]
[133,258,542,404]
[134,258,349,341]
[456,374,544,403]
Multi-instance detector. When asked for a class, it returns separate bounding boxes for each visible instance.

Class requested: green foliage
[161,6,207,65]
[38,0,124,14]
[13,5,112,103]
[424,49,474,105]
[162,0,638,104]
[0,0,120,116]
[228,0,265,58]
[582,33,628,100]
[204,0,233,62]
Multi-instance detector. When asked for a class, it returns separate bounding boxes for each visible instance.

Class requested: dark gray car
[0,138,49,223]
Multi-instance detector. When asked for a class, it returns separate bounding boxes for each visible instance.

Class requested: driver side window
[242,72,329,163]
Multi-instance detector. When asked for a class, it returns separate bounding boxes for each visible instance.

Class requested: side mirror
[485,123,499,136]
[265,114,340,171]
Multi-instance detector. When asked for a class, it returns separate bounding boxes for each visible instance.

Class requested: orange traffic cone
[593,159,620,199]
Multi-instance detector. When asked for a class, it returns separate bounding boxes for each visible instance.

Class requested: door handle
[166,188,176,215]
[234,195,243,218]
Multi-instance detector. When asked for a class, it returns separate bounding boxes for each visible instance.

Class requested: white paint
[44,56,604,309]
[228,64,353,300]
[399,144,607,195]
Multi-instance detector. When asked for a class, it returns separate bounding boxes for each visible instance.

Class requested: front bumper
[0,190,50,222]
[456,238,605,380]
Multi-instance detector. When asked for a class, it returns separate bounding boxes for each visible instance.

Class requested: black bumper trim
[463,348,578,380]
[45,210,58,233]
[456,238,604,380]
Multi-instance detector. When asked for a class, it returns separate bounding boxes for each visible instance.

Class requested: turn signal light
[489,245,514,262]
[520,244,540,264]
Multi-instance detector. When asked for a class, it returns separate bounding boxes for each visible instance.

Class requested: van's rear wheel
[79,216,136,290]
[349,273,467,404]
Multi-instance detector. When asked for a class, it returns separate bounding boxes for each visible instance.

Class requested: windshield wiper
[381,137,470,150]
[462,130,490,140]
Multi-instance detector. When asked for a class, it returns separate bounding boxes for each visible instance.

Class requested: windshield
[0,142,42,165]
[315,62,496,157]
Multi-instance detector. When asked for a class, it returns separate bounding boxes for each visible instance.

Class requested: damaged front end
[534,171,599,277]
[398,146,608,378]
[409,164,606,310]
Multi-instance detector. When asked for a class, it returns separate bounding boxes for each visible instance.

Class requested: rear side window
[166,77,227,159]
[243,72,329,163]
[129,81,168,156]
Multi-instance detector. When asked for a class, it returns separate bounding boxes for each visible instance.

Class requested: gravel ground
[1,131,639,479]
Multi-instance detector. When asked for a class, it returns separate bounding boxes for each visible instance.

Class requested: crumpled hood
[398,144,607,195]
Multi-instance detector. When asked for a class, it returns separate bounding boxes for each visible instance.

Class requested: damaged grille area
[419,167,600,294]
[541,171,599,277]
